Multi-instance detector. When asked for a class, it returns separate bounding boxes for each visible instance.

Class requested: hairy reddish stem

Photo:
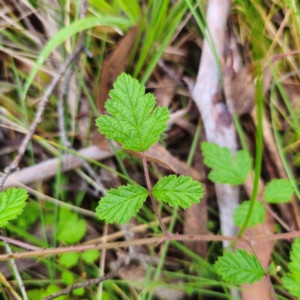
[141,152,170,237]
[1,231,300,261]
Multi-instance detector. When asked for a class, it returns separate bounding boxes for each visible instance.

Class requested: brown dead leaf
[127,148,178,174]
[96,25,139,114]
[239,174,275,300]
[236,210,274,300]
[145,144,204,181]
[127,144,204,180]
[230,65,272,116]
[230,50,300,117]
[154,64,183,107]
[184,133,208,258]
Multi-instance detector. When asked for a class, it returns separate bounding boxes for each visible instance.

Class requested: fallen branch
[191,0,239,247]
[3,146,112,190]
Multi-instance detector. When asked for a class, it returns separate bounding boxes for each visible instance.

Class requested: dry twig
[0,44,84,191]
[43,252,129,300]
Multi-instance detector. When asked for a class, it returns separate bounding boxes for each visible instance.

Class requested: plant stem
[141,152,169,236]
[2,231,300,261]
[265,273,278,300]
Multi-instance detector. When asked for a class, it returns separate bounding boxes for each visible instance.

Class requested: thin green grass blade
[88,0,115,13]
[22,16,134,102]
[133,0,169,77]
[140,2,187,84]
[270,89,300,202]
[238,66,264,236]
[116,0,141,23]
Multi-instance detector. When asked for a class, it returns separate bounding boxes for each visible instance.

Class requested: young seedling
[95,73,204,236]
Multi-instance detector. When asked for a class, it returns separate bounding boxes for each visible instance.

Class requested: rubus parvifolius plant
[95,73,204,235]
[95,73,299,297]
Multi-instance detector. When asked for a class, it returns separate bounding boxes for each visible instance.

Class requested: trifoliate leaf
[82,249,100,264]
[96,73,170,152]
[152,175,204,209]
[283,239,300,298]
[57,209,87,244]
[201,142,251,185]
[233,201,265,228]
[214,249,265,284]
[0,188,28,227]
[96,184,148,224]
[264,179,294,203]
[59,252,80,268]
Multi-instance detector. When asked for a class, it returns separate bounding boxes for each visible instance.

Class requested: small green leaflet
[201,142,251,185]
[59,252,80,268]
[96,73,170,152]
[264,179,294,203]
[62,270,74,285]
[57,208,87,244]
[82,249,100,264]
[233,201,265,228]
[282,239,300,298]
[0,188,28,227]
[96,184,148,224]
[73,287,84,296]
[214,249,265,284]
[152,175,204,209]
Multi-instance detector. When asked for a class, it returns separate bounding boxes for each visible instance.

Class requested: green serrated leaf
[283,239,300,298]
[0,188,28,227]
[59,252,80,268]
[96,73,170,152]
[233,201,265,228]
[288,239,300,274]
[283,273,300,298]
[57,209,87,244]
[201,142,251,185]
[214,249,265,284]
[96,184,148,224]
[264,179,294,203]
[152,175,204,209]
[82,249,100,264]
